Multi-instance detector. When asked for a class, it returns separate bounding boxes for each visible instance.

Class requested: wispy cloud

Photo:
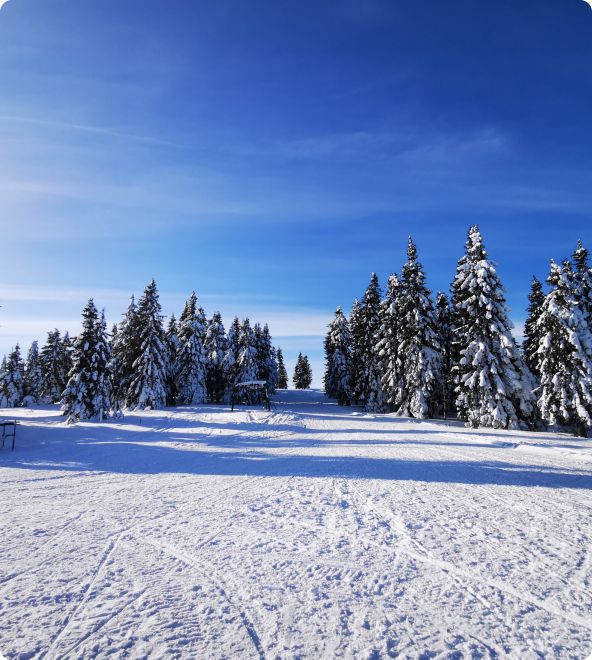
[0,114,185,148]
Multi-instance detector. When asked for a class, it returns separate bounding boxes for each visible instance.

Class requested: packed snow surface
[1,389,592,658]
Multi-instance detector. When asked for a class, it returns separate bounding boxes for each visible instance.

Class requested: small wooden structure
[1,420,18,451]
[231,381,271,412]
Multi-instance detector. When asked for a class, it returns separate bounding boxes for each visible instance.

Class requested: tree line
[324,225,592,437]
[0,280,291,422]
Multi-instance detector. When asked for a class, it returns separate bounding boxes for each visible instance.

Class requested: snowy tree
[165,314,180,405]
[324,307,351,405]
[434,292,454,418]
[0,345,24,407]
[269,346,280,392]
[359,274,386,412]
[204,312,227,403]
[376,273,402,412]
[223,317,242,399]
[23,341,42,405]
[451,226,537,429]
[40,330,69,403]
[348,298,364,404]
[176,292,207,405]
[391,238,441,418]
[276,348,289,389]
[111,296,140,409]
[572,240,592,331]
[536,260,592,437]
[61,300,112,422]
[127,281,168,410]
[0,357,6,407]
[523,276,546,379]
[61,332,74,385]
[236,318,258,384]
[254,323,277,391]
[293,353,313,389]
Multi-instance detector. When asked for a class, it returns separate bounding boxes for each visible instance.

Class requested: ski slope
[1,389,591,658]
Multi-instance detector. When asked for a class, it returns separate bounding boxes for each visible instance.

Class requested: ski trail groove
[143,536,266,660]
[346,480,592,633]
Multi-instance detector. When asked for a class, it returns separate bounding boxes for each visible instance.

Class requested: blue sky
[1,0,591,384]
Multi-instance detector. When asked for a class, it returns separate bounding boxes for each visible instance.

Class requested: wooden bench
[0,421,18,451]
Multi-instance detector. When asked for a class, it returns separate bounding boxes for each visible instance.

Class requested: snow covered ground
[1,389,592,659]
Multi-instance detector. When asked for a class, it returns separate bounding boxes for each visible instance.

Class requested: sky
[1,0,592,385]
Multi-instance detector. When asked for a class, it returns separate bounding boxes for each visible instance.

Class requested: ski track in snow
[1,390,592,658]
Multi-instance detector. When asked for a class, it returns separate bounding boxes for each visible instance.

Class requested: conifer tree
[0,357,7,407]
[302,355,313,389]
[93,311,113,419]
[536,260,592,437]
[39,330,69,403]
[176,292,207,405]
[572,240,592,331]
[359,273,386,412]
[451,226,537,429]
[523,276,546,379]
[377,274,402,412]
[269,346,280,392]
[0,344,24,407]
[254,323,276,390]
[165,314,180,405]
[236,318,258,384]
[293,353,313,389]
[111,296,140,408]
[324,307,351,405]
[223,317,242,399]
[434,292,454,418]
[127,281,168,410]
[204,311,227,403]
[391,238,441,418]
[276,348,289,389]
[348,298,364,404]
[60,332,74,385]
[23,340,42,405]
[61,300,112,422]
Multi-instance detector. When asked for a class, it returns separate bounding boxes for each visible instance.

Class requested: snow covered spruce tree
[111,295,140,409]
[23,341,42,405]
[176,292,207,405]
[358,273,386,412]
[389,238,441,418]
[434,292,454,418]
[522,276,546,379]
[94,311,113,418]
[39,330,71,403]
[204,311,227,403]
[236,318,258,384]
[535,260,592,437]
[61,299,112,422]
[165,314,180,405]
[293,353,313,389]
[127,281,168,410]
[222,317,242,399]
[0,345,25,407]
[348,298,364,404]
[0,357,6,407]
[254,323,278,392]
[324,307,351,405]
[376,273,402,412]
[276,348,289,389]
[572,240,592,331]
[451,225,537,429]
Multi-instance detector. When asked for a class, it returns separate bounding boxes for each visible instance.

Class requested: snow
[1,389,592,658]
